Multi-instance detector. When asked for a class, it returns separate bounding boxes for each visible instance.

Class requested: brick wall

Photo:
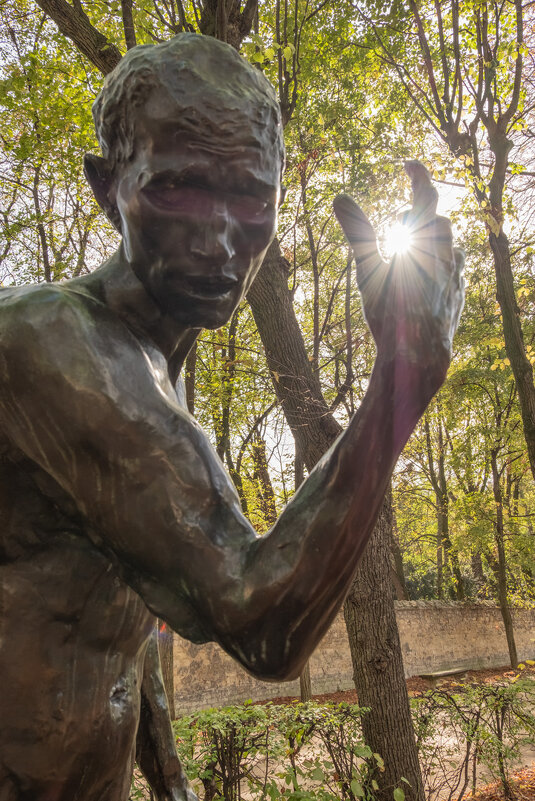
[172,601,535,714]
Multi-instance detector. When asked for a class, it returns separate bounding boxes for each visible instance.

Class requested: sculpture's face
[112,97,281,329]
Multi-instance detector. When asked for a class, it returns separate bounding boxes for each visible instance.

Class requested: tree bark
[490,451,519,668]
[295,445,313,700]
[120,0,137,49]
[299,662,312,701]
[247,239,343,466]
[390,506,409,600]
[34,0,122,75]
[248,240,424,795]
[490,229,535,483]
[344,492,425,801]
[198,0,258,50]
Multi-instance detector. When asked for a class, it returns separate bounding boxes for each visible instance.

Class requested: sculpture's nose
[190,202,236,266]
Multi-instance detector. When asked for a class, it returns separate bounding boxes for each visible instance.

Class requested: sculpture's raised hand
[333,161,464,394]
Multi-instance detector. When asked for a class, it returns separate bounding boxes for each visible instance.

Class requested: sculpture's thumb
[333,195,384,282]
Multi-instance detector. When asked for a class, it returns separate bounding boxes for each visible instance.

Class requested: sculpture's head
[84,33,285,329]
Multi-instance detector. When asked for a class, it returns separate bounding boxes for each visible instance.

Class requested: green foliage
[128,681,535,801]
[413,674,535,801]
[172,701,397,801]
[0,0,117,284]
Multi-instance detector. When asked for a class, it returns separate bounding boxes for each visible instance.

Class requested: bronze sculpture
[0,33,464,801]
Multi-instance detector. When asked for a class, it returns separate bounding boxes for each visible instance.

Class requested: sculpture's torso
[0,347,155,800]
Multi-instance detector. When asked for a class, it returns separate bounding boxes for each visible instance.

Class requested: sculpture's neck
[69,250,200,385]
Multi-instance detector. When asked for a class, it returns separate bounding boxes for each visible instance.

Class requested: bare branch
[352,7,447,142]
[434,0,451,113]
[407,0,447,129]
[452,0,463,127]
[502,0,524,124]
[304,0,330,24]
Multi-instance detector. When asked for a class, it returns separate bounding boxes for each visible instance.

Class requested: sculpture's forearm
[212,355,436,680]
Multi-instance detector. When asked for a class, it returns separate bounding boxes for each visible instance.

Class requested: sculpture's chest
[0,446,154,650]
[0,444,86,562]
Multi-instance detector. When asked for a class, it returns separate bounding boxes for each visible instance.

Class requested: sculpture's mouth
[182,275,239,299]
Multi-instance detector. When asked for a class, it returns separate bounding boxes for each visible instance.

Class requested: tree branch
[240,0,258,34]
[34,0,122,74]
[121,0,137,49]
[502,0,524,124]
[407,0,447,129]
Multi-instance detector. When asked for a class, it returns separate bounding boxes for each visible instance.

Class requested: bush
[412,672,535,801]
[130,672,535,801]
[173,701,387,801]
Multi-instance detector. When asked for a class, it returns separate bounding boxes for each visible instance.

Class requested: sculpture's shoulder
[0,281,94,327]
[0,282,111,367]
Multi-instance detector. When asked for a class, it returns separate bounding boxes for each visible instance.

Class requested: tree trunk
[299,662,312,701]
[390,513,409,600]
[251,434,278,526]
[247,239,343,464]
[344,492,425,801]
[295,444,313,700]
[471,550,487,597]
[491,451,518,668]
[425,414,464,600]
[34,0,122,75]
[436,531,444,600]
[248,241,424,798]
[185,342,197,416]
[490,229,535,483]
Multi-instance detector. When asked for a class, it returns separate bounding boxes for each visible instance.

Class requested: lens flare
[384,222,414,257]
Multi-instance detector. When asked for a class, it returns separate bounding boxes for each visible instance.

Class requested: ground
[266,664,535,704]
[466,766,535,801]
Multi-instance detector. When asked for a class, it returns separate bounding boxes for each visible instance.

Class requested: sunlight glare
[384,222,414,257]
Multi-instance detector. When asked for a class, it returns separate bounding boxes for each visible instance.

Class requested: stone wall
[172,601,535,714]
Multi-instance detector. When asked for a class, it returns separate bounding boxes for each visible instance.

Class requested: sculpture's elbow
[226,636,308,684]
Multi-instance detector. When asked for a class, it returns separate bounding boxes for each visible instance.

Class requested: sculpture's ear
[83,153,122,232]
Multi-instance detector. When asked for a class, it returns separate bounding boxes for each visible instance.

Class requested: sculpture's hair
[93,33,285,174]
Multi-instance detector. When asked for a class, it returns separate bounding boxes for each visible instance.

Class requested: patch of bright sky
[379,179,466,261]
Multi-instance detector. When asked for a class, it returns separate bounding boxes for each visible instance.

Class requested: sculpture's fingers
[450,247,466,337]
[432,215,455,270]
[453,247,465,275]
[404,160,439,221]
[402,161,454,284]
[333,194,385,286]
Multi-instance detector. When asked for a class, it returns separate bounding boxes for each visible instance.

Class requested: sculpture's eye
[229,194,273,224]
[143,178,211,215]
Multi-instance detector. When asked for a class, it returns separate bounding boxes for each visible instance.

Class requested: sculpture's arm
[0,166,463,681]
[136,629,198,801]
